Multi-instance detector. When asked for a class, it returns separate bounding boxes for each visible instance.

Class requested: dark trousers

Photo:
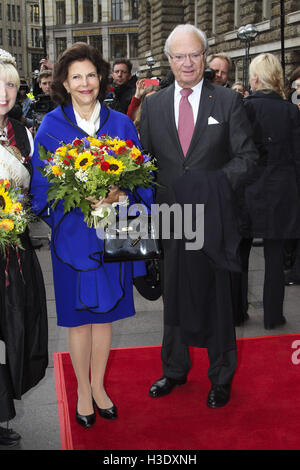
[161,324,237,385]
[232,238,285,326]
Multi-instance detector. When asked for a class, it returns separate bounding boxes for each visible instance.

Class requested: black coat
[140,80,258,349]
[109,77,136,114]
[241,90,300,238]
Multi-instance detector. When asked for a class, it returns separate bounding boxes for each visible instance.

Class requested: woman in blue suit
[30,43,153,428]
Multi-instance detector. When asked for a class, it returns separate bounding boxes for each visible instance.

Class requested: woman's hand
[86,185,126,209]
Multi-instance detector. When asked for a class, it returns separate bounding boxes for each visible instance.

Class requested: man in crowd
[109,59,137,114]
[207,52,232,87]
[140,24,258,408]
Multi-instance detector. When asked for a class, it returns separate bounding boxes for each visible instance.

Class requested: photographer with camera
[30,70,56,132]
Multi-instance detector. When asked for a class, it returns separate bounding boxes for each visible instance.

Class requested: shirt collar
[174,78,204,96]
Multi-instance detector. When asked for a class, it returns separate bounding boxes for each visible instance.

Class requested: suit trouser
[236,238,285,325]
[161,324,237,385]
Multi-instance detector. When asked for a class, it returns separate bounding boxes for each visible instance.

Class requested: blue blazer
[30,103,153,325]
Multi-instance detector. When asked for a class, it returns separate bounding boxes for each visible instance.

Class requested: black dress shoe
[206,384,231,408]
[149,376,187,398]
[264,316,286,330]
[76,400,96,428]
[93,399,118,420]
[0,425,21,446]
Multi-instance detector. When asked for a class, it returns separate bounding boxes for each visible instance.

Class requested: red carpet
[53,334,300,450]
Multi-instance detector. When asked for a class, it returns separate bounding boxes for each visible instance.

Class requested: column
[78,0,83,23]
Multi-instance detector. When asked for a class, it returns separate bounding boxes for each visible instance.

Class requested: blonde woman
[0,49,48,446]
[234,53,300,329]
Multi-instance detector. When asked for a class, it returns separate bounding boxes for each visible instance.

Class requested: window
[74,36,87,43]
[13,29,16,46]
[56,37,67,57]
[129,33,138,58]
[0,3,2,21]
[89,35,103,54]
[98,0,102,21]
[17,5,20,22]
[111,34,127,58]
[112,0,123,21]
[12,4,15,21]
[83,0,93,23]
[31,28,40,47]
[0,29,2,45]
[56,1,66,25]
[31,4,40,23]
[17,54,22,71]
[18,30,21,47]
[130,0,138,20]
[74,0,78,23]
[7,4,10,21]
[8,29,12,46]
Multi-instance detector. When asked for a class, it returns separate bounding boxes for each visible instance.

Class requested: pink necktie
[178,88,194,156]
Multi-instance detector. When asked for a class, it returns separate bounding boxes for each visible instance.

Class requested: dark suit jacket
[139,79,259,349]
[140,79,259,206]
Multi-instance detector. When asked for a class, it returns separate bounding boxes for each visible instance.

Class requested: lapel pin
[209,95,213,99]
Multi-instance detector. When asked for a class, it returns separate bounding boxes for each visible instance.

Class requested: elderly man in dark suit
[140,24,259,408]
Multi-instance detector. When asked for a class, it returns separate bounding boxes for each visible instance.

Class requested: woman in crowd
[283,66,300,285]
[30,42,153,428]
[233,53,300,329]
[0,49,48,446]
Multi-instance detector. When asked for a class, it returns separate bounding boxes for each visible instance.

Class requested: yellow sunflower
[0,218,14,231]
[106,157,126,175]
[0,187,13,213]
[74,152,94,171]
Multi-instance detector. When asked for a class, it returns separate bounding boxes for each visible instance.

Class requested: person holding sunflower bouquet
[30,43,154,428]
[0,50,48,446]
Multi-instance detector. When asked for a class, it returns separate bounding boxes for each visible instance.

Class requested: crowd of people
[1,21,300,447]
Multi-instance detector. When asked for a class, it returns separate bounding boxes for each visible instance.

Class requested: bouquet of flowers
[38,135,157,228]
[0,179,33,253]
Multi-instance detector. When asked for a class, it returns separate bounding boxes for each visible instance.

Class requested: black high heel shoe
[93,398,118,420]
[76,399,96,428]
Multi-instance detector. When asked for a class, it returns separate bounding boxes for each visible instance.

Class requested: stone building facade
[43,0,139,70]
[0,0,29,78]
[138,0,300,84]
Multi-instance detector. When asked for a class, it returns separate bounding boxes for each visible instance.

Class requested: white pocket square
[208,116,219,125]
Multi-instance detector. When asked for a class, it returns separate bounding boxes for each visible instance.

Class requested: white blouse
[74,101,101,136]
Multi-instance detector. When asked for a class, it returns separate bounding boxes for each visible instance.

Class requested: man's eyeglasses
[168,51,206,64]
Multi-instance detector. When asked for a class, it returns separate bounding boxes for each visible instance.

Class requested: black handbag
[102,215,162,263]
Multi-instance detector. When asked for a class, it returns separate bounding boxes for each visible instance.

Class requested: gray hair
[164,24,208,57]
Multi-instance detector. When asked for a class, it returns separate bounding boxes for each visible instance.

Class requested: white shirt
[174,79,204,128]
[74,101,101,136]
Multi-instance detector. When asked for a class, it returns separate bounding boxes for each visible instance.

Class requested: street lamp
[237,23,258,90]
[146,56,155,78]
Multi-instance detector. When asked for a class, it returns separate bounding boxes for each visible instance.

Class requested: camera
[31,94,55,129]
[204,67,216,81]
[31,94,53,114]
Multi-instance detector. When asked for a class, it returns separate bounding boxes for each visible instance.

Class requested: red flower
[135,155,144,164]
[73,139,82,146]
[64,159,70,165]
[117,146,127,154]
[100,161,110,171]
[125,139,134,148]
